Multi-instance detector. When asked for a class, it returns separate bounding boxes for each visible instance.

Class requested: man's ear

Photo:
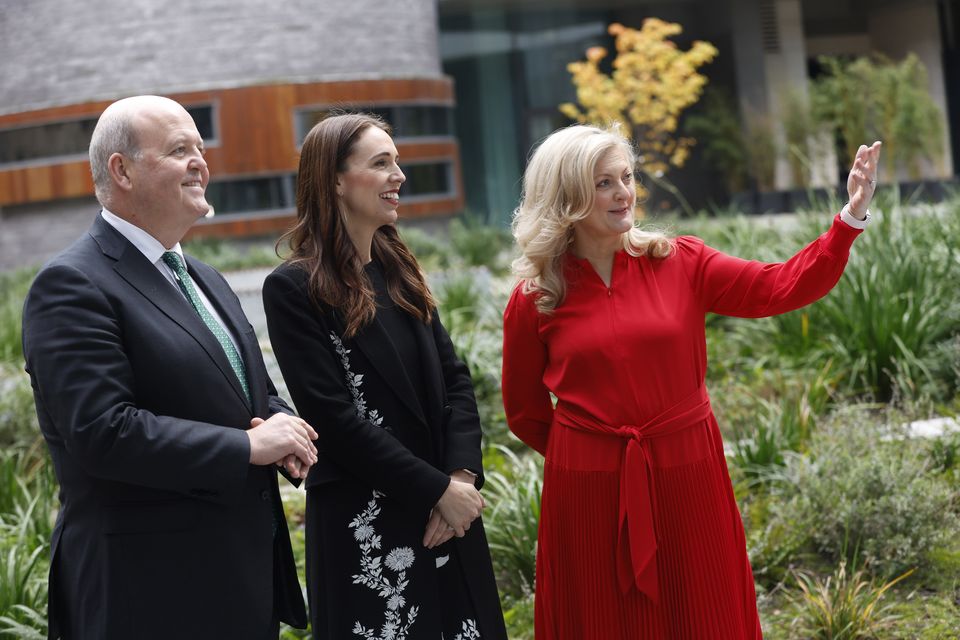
[107,152,133,192]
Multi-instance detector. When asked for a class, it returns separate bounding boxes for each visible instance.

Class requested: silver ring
[870,180,877,186]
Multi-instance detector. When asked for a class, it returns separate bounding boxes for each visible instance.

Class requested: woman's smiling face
[336,125,406,235]
[576,148,637,242]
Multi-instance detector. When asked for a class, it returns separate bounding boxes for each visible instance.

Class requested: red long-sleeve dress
[501,214,863,639]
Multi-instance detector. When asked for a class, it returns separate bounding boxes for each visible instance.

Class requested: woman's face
[575,148,636,243]
[336,126,406,235]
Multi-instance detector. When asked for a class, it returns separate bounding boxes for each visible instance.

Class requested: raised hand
[847,141,882,219]
[247,414,318,478]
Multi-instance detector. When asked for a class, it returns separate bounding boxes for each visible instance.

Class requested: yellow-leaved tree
[560,19,718,210]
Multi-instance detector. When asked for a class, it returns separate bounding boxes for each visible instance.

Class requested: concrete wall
[0,0,443,115]
[0,198,100,270]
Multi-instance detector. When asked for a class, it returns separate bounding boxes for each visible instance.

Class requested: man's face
[126,104,210,232]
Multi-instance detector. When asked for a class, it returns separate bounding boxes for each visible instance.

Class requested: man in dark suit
[21,95,318,639]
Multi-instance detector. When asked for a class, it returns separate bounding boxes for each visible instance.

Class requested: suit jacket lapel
[350,315,429,428]
[91,218,250,411]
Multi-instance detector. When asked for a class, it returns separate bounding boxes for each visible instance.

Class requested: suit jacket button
[260,490,270,501]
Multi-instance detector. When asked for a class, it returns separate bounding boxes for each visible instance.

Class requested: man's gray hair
[89,111,140,204]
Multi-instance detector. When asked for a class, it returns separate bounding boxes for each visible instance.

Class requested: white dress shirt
[100,209,243,355]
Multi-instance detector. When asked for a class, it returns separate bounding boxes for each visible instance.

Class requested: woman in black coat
[263,113,507,640]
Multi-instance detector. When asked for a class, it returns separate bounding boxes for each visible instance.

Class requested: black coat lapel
[90,218,250,410]
[410,316,444,431]
[350,315,429,428]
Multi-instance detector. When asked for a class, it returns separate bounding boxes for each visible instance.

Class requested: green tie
[162,252,251,405]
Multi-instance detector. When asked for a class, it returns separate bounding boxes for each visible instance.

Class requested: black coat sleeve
[430,312,485,488]
[262,268,451,514]
[22,263,251,501]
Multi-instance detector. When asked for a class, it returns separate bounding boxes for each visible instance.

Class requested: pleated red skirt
[533,414,763,639]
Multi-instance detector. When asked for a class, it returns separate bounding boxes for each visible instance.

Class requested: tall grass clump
[482,447,542,599]
[434,270,511,444]
[729,362,836,481]
[789,560,912,640]
[739,194,960,404]
[0,449,56,640]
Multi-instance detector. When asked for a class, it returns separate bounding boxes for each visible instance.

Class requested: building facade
[439,0,958,224]
[1,0,957,269]
[0,0,462,269]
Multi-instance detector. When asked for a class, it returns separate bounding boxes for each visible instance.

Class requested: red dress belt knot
[554,385,713,605]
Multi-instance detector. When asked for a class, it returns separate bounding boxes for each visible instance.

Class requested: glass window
[399,162,453,199]
[0,105,216,166]
[205,162,452,216]
[206,174,295,216]
[295,105,453,145]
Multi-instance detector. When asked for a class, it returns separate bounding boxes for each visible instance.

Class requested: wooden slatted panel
[0,79,455,207]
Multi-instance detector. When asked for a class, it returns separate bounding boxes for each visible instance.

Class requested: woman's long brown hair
[280,113,435,337]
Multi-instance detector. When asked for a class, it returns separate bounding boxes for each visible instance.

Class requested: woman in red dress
[501,124,881,639]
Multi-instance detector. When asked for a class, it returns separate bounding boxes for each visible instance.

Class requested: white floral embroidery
[349,491,420,640]
[385,547,415,572]
[331,332,419,639]
[445,619,481,640]
[330,332,385,428]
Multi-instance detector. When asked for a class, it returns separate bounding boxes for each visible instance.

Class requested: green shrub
[726,362,836,482]
[742,489,811,589]
[789,560,912,640]
[448,214,512,274]
[0,603,47,640]
[399,226,452,272]
[502,592,535,640]
[746,201,960,404]
[482,447,541,600]
[781,408,958,577]
[0,268,35,365]
[435,270,513,447]
[182,237,281,272]
[0,365,40,449]
[0,540,47,639]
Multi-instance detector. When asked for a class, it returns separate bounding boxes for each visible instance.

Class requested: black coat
[263,261,507,639]
[21,216,307,640]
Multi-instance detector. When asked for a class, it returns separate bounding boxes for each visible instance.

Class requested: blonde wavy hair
[511,124,673,314]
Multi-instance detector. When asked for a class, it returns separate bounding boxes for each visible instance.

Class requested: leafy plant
[482,447,542,600]
[684,89,749,193]
[780,89,816,189]
[782,408,958,576]
[744,116,777,192]
[0,268,35,365]
[790,560,913,639]
[447,213,513,274]
[0,365,40,449]
[739,199,960,404]
[399,226,452,272]
[812,54,945,180]
[182,237,281,272]
[560,19,718,201]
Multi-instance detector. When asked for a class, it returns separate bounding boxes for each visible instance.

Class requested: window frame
[0,102,220,170]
